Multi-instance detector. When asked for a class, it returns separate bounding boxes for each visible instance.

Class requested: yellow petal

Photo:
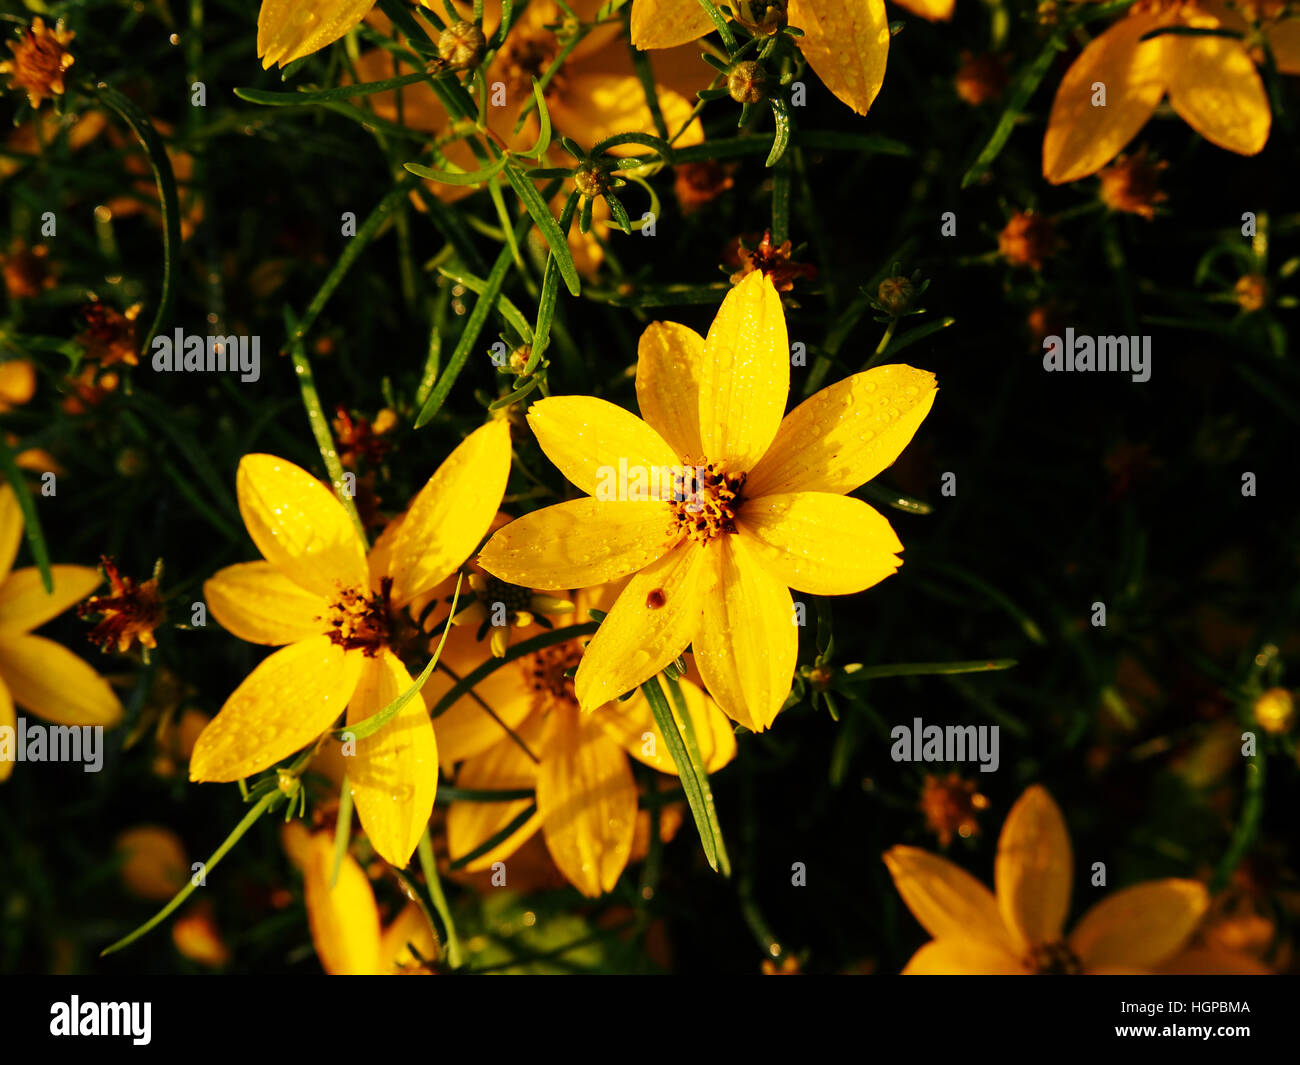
[426,633,539,768]
[345,650,438,869]
[537,703,637,896]
[1069,879,1209,971]
[300,831,384,975]
[189,637,362,782]
[574,540,707,710]
[1166,32,1269,156]
[0,565,102,634]
[0,677,13,781]
[1265,17,1300,75]
[901,939,1026,975]
[890,0,954,20]
[477,498,679,592]
[446,725,543,871]
[0,634,122,726]
[551,71,703,154]
[699,272,790,474]
[204,562,329,646]
[380,903,439,972]
[115,826,189,901]
[0,484,22,582]
[738,492,902,595]
[629,0,714,49]
[596,676,736,773]
[636,321,705,460]
[1157,946,1271,975]
[883,845,1016,952]
[1042,10,1172,184]
[236,454,369,600]
[692,535,795,731]
[745,364,937,497]
[995,785,1072,951]
[257,0,376,69]
[789,0,891,115]
[387,420,513,606]
[527,396,680,500]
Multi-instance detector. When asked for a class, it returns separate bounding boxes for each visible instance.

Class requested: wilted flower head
[1098,149,1168,219]
[998,210,1058,270]
[0,18,76,108]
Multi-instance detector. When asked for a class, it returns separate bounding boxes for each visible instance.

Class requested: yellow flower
[1042,0,1300,185]
[1253,687,1293,733]
[190,419,512,868]
[630,0,891,115]
[115,825,189,901]
[283,823,438,974]
[0,17,76,108]
[0,485,123,781]
[884,785,1211,974]
[433,587,736,897]
[477,272,936,730]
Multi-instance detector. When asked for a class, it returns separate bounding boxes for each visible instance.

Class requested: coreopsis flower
[0,18,75,108]
[1,240,56,300]
[355,1,703,183]
[1234,273,1269,313]
[189,420,512,868]
[1042,0,1300,185]
[283,823,438,974]
[884,785,1211,974]
[953,51,1008,106]
[433,589,736,896]
[76,301,142,369]
[477,272,936,730]
[674,161,735,215]
[451,571,573,658]
[998,209,1058,270]
[1097,148,1168,219]
[78,557,165,655]
[0,485,123,781]
[726,230,817,292]
[919,772,989,847]
[630,0,891,115]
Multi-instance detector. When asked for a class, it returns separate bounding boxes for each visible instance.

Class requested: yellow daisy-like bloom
[0,17,76,109]
[0,485,123,781]
[433,587,736,897]
[630,0,891,115]
[477,272,936,731]
[283,823,438,974]
[884,785,1212,974]
[1042,0,1300,185]
[190,420,512,868]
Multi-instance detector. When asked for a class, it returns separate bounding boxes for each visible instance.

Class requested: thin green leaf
[234,71,432,105]
[504,163,581,296]
[642,675,730,875]
[404,155,509,186]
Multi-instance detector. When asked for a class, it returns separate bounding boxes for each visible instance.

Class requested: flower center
[1026,941,1082,975]
[480,574,536,619]
[524,642,584,705]
[321,580,391,655]
[669,460,745,544]
[499,31,563,100]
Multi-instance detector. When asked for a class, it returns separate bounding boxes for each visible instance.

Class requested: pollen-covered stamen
[669,461,746,543]
[525,642,584,705]
[320,579,392,655]
[1026,941,1082,975]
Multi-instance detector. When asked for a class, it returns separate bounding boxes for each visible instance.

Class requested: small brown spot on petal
[646,588,666,610]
